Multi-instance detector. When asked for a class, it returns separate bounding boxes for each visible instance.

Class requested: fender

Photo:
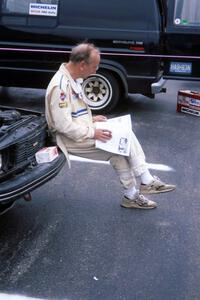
[99,59,128,96]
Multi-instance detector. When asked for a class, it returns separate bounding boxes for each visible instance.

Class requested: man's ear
[79,61,85,71]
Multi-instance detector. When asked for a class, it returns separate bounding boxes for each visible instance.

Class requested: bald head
[66,42,100,79]
[69,43,100,65]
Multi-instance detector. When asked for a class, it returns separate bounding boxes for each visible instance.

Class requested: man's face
[80,51,100,79]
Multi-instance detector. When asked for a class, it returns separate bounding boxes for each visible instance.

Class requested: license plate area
[169,62,192,75]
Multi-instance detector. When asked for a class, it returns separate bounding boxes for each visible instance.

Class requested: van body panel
[0,0,163,93]
[163,0,200,79]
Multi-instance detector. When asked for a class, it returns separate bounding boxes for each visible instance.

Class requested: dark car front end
[0,106,66,214]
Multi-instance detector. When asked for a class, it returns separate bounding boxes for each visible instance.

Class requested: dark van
[0,0,200,112]
[163,0,200,81]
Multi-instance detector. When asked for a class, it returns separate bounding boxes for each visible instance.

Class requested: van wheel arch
[82,69,124,113]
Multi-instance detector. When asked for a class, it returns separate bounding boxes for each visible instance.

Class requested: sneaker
[140,176,176,195]
[121,192,157,209]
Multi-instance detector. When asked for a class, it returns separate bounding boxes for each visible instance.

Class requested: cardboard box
[35,146,58,163]
[177,90,200,116]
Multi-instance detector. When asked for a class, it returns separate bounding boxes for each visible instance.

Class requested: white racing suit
[45,63,148,190]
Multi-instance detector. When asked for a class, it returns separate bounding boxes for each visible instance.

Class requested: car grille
[13,128,46,165]
[0,113,50,181]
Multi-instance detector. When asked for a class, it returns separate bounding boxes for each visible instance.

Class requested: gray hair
[69,43,100,64]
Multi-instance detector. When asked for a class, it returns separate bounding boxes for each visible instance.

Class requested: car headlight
[0,154,2,170]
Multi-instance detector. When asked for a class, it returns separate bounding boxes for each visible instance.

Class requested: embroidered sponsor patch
[60,91,66,101]
[59,102,67,108]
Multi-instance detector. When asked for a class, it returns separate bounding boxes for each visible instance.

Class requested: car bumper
[0,152,66,202]
[151,77,166,94]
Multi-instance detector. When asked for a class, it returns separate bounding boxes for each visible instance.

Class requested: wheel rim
[82,74,113,110]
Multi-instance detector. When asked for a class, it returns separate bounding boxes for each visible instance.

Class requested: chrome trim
[151,77,166,94]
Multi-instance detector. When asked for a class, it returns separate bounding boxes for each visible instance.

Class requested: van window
[1,0,58,27]
[174,0,200,26]
[2,0,58,15]
[59,0,160,31]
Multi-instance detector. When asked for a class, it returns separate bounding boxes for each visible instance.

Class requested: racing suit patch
[60,91,66,101]
[59,102,67,108]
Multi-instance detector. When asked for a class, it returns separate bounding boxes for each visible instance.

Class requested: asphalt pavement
[0,80,200,300]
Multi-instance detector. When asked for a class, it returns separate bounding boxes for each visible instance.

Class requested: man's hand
[92,115,107,122]
[93,115,112,142]
[94,128,112,142]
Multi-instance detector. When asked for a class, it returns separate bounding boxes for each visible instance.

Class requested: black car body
[0,106,66,214]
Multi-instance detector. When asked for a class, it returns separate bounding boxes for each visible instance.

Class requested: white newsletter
[95,114,132,156]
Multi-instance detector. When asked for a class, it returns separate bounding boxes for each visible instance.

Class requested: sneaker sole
[140,187,176,195]
[120,203,157,209]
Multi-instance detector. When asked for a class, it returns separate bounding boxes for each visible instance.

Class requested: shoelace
[137,194,148,204]
[152,176,164,187]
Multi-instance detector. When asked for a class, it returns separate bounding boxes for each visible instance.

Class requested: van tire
[82,70,120,113]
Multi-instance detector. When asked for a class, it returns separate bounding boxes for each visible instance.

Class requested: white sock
[140,170,154,185]
[124,186,138,200]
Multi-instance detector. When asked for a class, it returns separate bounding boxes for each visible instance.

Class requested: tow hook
[23,193,32,201]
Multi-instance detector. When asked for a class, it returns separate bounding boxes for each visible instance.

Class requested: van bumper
[151,77,166,94]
